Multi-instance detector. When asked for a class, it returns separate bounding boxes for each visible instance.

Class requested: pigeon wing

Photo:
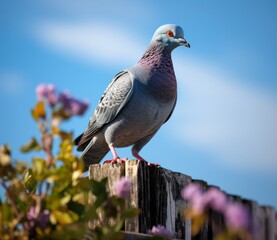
[77,71,134,147]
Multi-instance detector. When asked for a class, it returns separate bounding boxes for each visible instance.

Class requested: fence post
[88,160,276,240]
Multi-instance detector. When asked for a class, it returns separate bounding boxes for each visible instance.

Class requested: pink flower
[192,195,209,215]
[182,184,251,233]
[181,183,207,214]
[35,84,89,116]
[36,84,58,106]
[36,84,48,100]
[114,177,131,199]
[205,188,227,212]
[224,202,250,230]
[27,206,37,228]
[148,225,173,238]
[182,184,229,214]
[181,183,202,201]
[27,206,50,230]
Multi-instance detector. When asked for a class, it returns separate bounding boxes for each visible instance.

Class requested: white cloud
[34,21,145,67]
[173,56,277,172]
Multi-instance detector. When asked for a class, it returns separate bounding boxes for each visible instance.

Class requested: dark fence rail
[89,160,277,240]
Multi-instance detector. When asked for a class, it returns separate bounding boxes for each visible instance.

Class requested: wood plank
[88,161,277,240]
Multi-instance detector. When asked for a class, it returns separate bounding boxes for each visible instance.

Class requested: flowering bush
[182,183,253,240]
[36,84,89,117]
[0,84,139,240]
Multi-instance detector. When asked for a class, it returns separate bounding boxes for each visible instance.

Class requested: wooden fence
[89,160,277,240]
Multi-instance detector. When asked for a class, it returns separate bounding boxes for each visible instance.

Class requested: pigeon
[75,24,190,169]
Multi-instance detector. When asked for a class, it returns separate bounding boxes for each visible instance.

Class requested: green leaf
[0,145,11,166]
[22,168,36,193]
[67,200,85,217]
[113,219,125,232]
[60,193,71,206]
[15,197,30,213]
[31,101,46,121]
[46,194,62,211]
[57,138,75,163]
[91,178,108,196]
[1,202,13,222]
[72,192,86,205]
[53,209,79,225]
[20,137,42,153]
[103,199,118,218]
[41,222,87,240]
[32,157,46,178]
[77,177,93,191]
[49,167,71,193]
[82,204,98,221]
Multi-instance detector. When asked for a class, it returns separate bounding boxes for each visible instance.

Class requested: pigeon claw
[146,162,160,167]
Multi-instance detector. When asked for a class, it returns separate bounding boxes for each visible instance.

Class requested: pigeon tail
[75,134,109,170]
[74,133,84,147]
[82,146,109,170]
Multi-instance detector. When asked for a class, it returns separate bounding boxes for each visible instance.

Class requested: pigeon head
[151,24,190,50]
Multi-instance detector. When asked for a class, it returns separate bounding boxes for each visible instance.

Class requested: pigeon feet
[144,161,160,167]
[104,145,159,167]
[104,157,127,165]
[104,144,127,165]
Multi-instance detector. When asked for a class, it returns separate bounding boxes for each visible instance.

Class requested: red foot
[104,157,128,165]
[104,144,128,165]
[146,162,160,167]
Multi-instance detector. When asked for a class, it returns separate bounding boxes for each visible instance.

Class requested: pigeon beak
[178,38,190,48]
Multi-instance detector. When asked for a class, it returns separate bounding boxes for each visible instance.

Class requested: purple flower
[58,92,89,116]
[182,184,229,215]
[27,206,37,228]
[36,84,89,117]
[27,206,50,230]
[27,206,37,219]
[192,195,210,215]
[37,209,50,229]
[114,177,131,199]
[181,183,202,202]
[224,202,250,230]
[205,188,227,212]
[36,84,58,106]
[182,183,207,214]
[67,97,89,116]
[182,184,251,235]
[148,225,173,238]
[36,84,49,100]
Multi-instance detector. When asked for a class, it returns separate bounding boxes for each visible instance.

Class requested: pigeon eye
[167,30,174,37]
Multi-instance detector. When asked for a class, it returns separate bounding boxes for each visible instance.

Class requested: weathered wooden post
[88,160,277,240]
[89,160,192,238]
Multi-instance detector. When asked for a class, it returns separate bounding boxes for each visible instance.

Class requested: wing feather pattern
[76,71,134,149]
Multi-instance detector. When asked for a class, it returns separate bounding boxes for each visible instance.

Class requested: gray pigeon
[75,24,190,169]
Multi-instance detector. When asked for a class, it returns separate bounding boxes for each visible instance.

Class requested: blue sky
[1,0,277,208]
